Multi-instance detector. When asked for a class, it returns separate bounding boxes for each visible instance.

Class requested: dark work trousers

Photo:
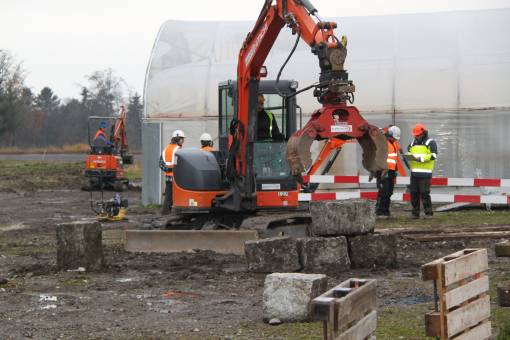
[376,170,396,215]
[162,176,173,215]
[410,175,433,216]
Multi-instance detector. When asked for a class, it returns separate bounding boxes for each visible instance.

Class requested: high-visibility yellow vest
[409,139,435,174]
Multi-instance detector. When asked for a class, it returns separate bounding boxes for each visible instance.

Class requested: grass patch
[124,161,141,180]
[377,209,510,229]
[0,143,90,154]
[238,321,322,339]
[0,160,84,191]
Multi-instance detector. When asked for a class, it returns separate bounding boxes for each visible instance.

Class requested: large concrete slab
[263,273,327,322]
[56,221,104,271]
[244,237,301,273]
[125,230,258,255]
[309,199,375,236]
[297,237,350,272]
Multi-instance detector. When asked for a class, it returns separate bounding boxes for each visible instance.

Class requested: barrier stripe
[298,191,510,204]
[303,175,510,187]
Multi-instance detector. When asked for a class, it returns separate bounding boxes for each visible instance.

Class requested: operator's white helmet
[172,130,185,138]
[388,126,401,140]
[200,133,212,142]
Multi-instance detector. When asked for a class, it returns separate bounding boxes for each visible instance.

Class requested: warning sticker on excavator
[331,124,352,133]
[262,183,280,190]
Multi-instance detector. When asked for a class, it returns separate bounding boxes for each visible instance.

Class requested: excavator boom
[223,0,387,209]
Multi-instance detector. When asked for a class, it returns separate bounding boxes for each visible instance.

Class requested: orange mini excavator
[84,105,133,191]
[168,0,387,230]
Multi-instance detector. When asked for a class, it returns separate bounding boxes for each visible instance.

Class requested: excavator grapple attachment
[286,105,388,180]
[358,126,388,174]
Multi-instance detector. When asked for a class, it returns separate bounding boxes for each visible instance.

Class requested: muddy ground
[1,161,510,339]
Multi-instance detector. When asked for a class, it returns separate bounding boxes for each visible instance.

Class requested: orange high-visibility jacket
[162,143,180,177]
[387,140,407,176]
[201,146,215,152]
[93,129,108,142]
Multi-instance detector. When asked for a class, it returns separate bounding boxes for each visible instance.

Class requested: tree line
[0,50,142,150]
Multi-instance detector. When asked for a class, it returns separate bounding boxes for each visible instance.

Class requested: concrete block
[297,237,350,272]
[498,284,510,307]
[348,233,397,269]
[309,199,375,236]
[263,273,327,322]
[56,221,104,271]
[244,237,301,273]
[495,240,510,257]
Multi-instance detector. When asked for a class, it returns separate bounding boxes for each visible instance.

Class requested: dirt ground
[1,160,510,339]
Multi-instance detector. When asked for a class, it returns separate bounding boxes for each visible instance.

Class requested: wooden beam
[444,275,489,309]
[336,310,377,340]
[424,311,441,337]
[451,321,491,340]
[446,295,490,338]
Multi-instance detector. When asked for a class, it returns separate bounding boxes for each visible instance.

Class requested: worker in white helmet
[200,133,215,152]
[375,125,407,217]
[159,130,185,214]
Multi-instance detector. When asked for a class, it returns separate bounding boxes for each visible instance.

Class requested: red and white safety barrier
[298,190,510,204]
[302,175,510,187]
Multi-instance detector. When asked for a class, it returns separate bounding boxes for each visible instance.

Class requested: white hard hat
[388,126,401,140]
[200,133,212,142]
[172,130,185,138]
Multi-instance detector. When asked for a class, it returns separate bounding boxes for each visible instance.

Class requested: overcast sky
[2,0,509,100]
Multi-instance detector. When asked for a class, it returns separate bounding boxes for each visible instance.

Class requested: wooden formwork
[422,249,491,340]
[312,278,377,340]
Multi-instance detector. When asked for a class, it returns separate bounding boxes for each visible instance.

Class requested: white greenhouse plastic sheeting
[144,8,510,117]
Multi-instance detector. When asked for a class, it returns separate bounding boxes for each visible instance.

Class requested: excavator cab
[218,80,300,206]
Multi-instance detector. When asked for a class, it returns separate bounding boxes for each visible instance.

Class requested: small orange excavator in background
[166,0,387,230]
[84,105,133,191]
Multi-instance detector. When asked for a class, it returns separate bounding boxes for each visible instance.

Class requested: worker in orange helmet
[200,133,215,152]
[376,125,407,217]
[407,123,438,219]
[159,130,185,214]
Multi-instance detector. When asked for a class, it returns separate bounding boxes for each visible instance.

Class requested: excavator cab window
[218,79,298,188]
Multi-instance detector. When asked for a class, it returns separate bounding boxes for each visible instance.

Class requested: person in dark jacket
[257,94,284,140]
[407,123,438,219]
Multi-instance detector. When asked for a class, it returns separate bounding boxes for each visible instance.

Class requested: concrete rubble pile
[244,199,397,273]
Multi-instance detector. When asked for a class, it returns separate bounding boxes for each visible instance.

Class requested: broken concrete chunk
[348,233,397,269]
[56,221,104,271]
[263,273,327,322]
[498,283,510,307]
[495,240,510,257]
[244,237,301,273]
[297,237,350,272]
[309,199,375,236]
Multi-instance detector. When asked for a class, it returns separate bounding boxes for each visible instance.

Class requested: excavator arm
[222,0,387,210]
[112,105,133,164]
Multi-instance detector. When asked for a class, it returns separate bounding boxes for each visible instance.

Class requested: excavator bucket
[358,125,388,174]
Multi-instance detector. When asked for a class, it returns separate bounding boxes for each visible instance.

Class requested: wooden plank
[424,311,441,337]
[446,295,490,337]
[336,310,377,340]
[444,275,489,309]
[421,258,444,281]
[404,231,510,242]
[451,321,491,340]
[443,249,488,286]
[336,280,377,329]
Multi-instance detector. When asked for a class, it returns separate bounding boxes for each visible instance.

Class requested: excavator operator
[93,121,112,146]
[160,130,185,214]
[257,94,284,140]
